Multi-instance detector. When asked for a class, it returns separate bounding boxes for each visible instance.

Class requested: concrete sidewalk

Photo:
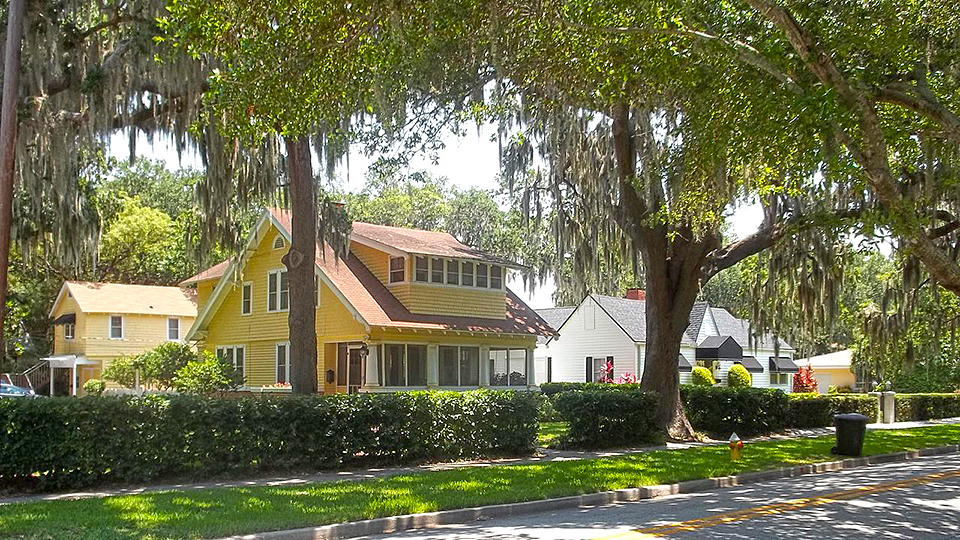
[3,416,957,506]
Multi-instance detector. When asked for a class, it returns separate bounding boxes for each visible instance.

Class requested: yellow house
[182,208,554,393]
[47,281,198,395]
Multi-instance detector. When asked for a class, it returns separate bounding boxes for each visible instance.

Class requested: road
[362,453,960,539]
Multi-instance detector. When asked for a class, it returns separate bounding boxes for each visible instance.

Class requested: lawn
[2,424,957,540]
[537,421,569,447]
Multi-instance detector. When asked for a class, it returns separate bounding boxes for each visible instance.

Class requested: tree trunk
[0,0,24,364]
[639,232,711,440]
[283,135,318,395]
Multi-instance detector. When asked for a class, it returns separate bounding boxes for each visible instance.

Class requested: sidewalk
[3,416,957,506]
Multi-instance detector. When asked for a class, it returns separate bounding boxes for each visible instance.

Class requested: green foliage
[81,379,106,397]
[101,355,141,389]
[539,382,641,397]
[785,394,880,427]
[727,364,752,388]
[553,389,661,448]
[894,394,960,422]
[681,386,789,437]
[172,353,243,395]
[0,390,538,491]
[691,366,715,387]
[139,342,201,390]
[535,393,562,422]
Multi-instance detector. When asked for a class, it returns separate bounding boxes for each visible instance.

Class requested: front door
[348,348,364,393]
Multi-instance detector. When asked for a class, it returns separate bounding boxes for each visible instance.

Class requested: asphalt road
[361,453,960,539]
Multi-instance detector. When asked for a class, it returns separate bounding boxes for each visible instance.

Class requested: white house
[798,349,857,393]
[535,289,797,390]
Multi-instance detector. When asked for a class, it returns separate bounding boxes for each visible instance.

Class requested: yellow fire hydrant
[729,432,743,461]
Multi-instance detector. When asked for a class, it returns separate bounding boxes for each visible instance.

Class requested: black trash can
[832,413,869,456]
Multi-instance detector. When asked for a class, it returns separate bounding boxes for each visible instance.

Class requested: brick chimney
[625,288,645,301]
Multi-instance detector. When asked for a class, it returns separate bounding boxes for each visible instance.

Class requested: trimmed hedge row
[540,382,641,396]
[0,390,538,491]
[553,388,662,447]
[682,386,788,437]
[785,393,879,427]
[895,393,960,422]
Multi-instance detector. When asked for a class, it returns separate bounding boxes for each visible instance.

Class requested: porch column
[526,346,536,388]
[479,346,490,387]
[365,343,380,388]
[71,363,77,396]
[426,344,439,388]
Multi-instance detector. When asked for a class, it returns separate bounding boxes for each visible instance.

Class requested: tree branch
[870,82,960,145]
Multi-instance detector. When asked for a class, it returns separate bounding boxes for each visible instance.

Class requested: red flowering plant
[793,363,819,393]
[598,360,615,383]
[615,372,638,384]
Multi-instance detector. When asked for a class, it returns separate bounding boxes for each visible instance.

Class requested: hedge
[786,394,879,427]
[539,382,642,397]
[0,389,538,491]
[894,393,960,422]
[681,386,789,437]
[553,389,661,447]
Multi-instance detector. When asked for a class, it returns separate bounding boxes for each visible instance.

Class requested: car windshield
[0,384,28,395]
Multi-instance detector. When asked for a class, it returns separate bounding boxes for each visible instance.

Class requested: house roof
[709,308,794,352]
[590,295,706,345]
[179,260,230,286]
[351,221,522,267]
[801,349,852,369]
[534,306,576,344]
[52,281,198,318]
[265,208,554,336]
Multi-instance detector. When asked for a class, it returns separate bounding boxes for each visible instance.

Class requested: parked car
[0,382,37,398]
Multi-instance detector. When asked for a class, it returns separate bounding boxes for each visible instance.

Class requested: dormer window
[476,263,488,288]
[461,262,474,287]
[446,260,459,285]
[273,235,285,249]
[415,256,428,282]
[430,258,444,283]
[490,265,503,289]
[389,257,405,283]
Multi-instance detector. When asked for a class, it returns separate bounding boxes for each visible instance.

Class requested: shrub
[81,379,106,397]
[793,364,818,393]
[138,342,198,390]
[681,385,788,437]
[0,389,537,491]
[691,366,715,386]
[535,392,563,422]
[553,389,661,448]
[102,355,140,388]
[539,382,642,396]
[727,364,751,388]
[172,352,243,395]
[786,393,879,427]
[894,393,960,421]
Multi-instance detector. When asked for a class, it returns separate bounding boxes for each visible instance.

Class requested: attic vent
[273,236,285,249]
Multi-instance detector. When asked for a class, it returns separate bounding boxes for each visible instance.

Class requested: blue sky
[111,129,763,309]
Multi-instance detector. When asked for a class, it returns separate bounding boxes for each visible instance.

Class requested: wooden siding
[350,242,390,283]
[196,280,216,313]
[51,293,85,356]
[391,282,507,319]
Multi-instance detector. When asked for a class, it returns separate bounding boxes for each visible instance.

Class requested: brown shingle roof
[61,281,198,317]
[351,221,522,267]
[268,208,553,336]
[179,259,230,286]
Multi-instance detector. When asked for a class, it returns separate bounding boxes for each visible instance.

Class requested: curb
[221,444,960,540]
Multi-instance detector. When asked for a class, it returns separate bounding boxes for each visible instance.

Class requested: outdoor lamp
[325,369,335,384]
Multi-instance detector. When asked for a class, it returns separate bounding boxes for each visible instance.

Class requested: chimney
[625,288,645,301]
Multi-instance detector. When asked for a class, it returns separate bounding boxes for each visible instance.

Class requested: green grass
[537,421,569,447]
[2,424,957,540]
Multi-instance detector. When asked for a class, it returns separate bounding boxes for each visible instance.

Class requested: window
[439,346,480,387]
[267,269,289,312]
[389,256,405,283]
[446,260,459,285]
[489,348,527,386]
[109,315,123,339]
[381,344,428,387]
[167,318,180,341]
[461,262,474,287]
[64,323,75,340]
[241,282,252,315]
[476,263,488,288]
[771,372,790,385]
[415,256,429,282]
[273,235,285,249]
[587,356,613,382]
[216,345,245,378]
[384,344,405,386]
[490,265,503,289]
[431,257,444,283]
[407,344,427,386]
[337,343,348,386]
[546,357,552,383]
[276,342,290,384]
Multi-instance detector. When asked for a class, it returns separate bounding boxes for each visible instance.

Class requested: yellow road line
[591,468,960,539]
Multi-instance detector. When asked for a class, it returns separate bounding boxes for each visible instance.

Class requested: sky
[110,129,764,310]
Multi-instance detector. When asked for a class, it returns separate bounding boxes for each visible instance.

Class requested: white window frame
[489,265,503,289]
[216,345,246,378]
[414,256,429,282]
[389,256,406,283]
[64,322,75,340]
[379,343,429,388]
[241,282,253,316]
[267,268,289,312]
[476,263,489,288]
[489,347,528,387]
[167,317,181,341]
[771,372,790,385]
[276,341,291,384]
[109,315,124,340]
[438,345,481,387]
